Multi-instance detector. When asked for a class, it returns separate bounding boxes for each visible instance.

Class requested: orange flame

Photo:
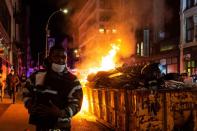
[79,43,121,113]
[88,44,121,74]
[101,44,120,70]
[77,23,136,114]
[80,93,89,113]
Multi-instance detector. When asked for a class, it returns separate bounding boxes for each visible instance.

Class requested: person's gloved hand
[30,100,61,118]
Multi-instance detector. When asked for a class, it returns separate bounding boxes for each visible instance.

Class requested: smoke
[73,0,169,70]
[126,0,154,28]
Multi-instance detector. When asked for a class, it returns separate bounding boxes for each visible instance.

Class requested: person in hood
[6,69,20,103]
[23,44,83,131]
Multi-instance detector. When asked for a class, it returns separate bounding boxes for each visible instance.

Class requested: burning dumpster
[166,90,196,130]
[127,90,167,130]
[85,63,197,131]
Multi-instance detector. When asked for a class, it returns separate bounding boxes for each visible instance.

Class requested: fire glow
[88,44,121,74]
[77,30,135,113]
[79,43,121,113]
[80,93,89,113]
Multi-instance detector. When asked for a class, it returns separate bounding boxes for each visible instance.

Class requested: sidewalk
[0,96,35,131]
[0,95,111,131]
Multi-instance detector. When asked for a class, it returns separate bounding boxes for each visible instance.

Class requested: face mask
[51,63,66,73]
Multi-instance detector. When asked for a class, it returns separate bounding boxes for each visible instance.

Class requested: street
[0,93,111,131]
[1,0,197,130]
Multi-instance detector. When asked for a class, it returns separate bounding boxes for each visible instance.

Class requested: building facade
[0,0,25,81]
[0,0,14,81]
[180,0,197,76]
[72,0,123,60]
[71,0,180,74]
[134,0,180,74]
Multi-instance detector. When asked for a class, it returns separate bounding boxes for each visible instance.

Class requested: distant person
[20,73,27,90]
[6,69,20,103]
[23,45,83,131]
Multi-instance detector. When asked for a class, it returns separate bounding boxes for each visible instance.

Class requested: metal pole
[45,29,48,58]
[38,52,40,70]
[45,9,61,58]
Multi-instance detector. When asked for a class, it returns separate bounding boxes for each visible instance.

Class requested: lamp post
[45,8,68,57]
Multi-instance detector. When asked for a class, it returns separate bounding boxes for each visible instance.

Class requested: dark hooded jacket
[23,68,83,128]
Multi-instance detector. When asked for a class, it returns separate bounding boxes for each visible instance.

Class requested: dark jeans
[36,126,71,131]
[10,88,16,103]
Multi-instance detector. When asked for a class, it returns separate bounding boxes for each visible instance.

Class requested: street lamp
[45,8,68,57]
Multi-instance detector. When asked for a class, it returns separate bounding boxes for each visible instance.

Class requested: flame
[101,44,120,70]
[78,43,122,86]
[81,93,89,113]
[88,44,121,74]
[79,43,121,112]
[76,23,136,114]
[78,88,96,120]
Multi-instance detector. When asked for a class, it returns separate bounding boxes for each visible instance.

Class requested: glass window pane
[186,17,194,42]
[141,42,143,56]
[192,61,195,67]
[137,43,140,54]
[188,68,191,76]
[167,64,178,73]
[188,61,191,67]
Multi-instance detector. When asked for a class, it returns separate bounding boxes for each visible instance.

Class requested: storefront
[184,46,197,76]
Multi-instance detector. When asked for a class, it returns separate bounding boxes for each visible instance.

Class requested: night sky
[23,0,69,62]
[21,0,88,65]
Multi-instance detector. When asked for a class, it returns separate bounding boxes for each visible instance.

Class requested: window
[188,61,191,67]
[140,42,144,56]
[188,68,191,76]
[186,17,194,43]
[143,29,149,56]
[186,60,197,76]
[137,43,140,55]
[136,42,144,56]
[191,60,195,67]
[186,0,195,9]
[167,64,178,73]
[99,13,111,22]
